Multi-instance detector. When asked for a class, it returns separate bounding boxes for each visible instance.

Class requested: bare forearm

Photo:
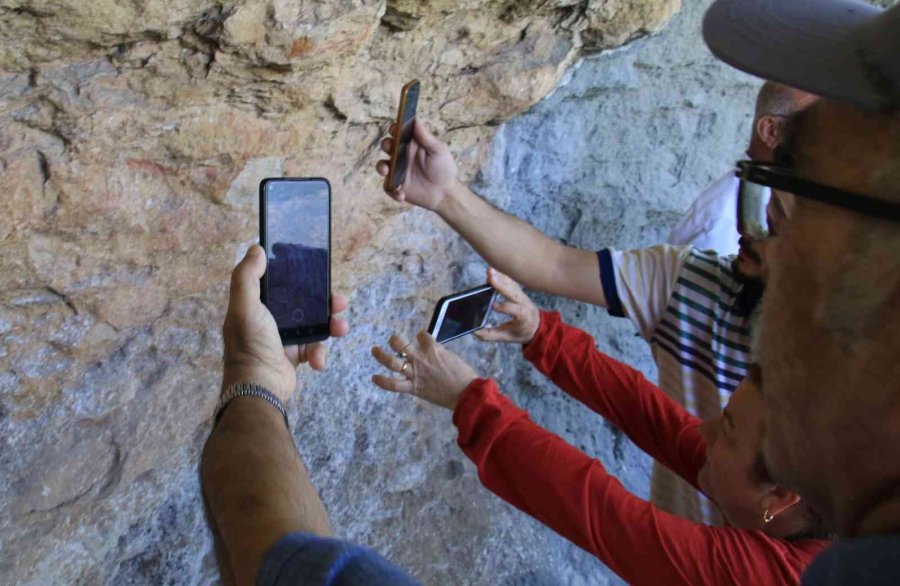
[437,181,559,287]
[204,495,237,586]
[436,181,606,306]
[201,397,331,586]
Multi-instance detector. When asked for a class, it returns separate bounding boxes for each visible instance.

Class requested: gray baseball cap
[703,0,900,111]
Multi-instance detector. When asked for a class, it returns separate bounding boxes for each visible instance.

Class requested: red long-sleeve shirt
[452,311,829,585]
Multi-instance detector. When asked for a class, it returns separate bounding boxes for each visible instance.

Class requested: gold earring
[763,509,775,524]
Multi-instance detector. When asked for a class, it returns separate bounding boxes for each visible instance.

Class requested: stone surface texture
[0,0,784,583]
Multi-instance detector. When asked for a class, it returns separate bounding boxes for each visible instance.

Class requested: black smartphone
[427,284,497,344]
[259,178,331,345]
[385,79,420,192]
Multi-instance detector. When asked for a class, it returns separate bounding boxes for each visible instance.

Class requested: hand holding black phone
[259,178,331,345]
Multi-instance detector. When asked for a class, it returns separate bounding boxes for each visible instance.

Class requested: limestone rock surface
[0,1,685,584]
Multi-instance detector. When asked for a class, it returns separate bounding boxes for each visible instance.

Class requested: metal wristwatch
[214,382,290,430]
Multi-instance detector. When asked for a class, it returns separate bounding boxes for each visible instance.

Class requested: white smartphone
[427,284,497,344]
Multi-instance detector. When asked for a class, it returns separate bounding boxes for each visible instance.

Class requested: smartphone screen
[260,178,331,344]
[430,285,495,343]
[388,80,420,191]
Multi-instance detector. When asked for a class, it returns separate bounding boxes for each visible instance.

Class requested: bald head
[747,82,818,161]
[754,82,814,121]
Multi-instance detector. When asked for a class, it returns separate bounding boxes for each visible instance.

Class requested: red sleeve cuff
[452,377,497,429]
[523,310,563,364]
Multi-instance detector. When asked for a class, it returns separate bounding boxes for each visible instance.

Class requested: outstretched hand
[375,119,459,212]
[371,331,478,411]
[222,245,350,403]
[475,268,541,345]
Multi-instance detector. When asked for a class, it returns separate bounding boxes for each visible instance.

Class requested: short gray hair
[755,81,803,120]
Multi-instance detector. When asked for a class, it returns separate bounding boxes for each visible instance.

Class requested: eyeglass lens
[739,180,772,239]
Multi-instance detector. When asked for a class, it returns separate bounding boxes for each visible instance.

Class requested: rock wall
[0,0,780,584]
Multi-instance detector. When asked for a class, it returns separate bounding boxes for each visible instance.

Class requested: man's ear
[761,485,802,519]
[756,115,783,151]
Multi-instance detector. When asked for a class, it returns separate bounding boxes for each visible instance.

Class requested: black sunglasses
[736,160,900,240]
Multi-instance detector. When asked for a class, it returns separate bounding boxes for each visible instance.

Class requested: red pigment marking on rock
[342,227,371,262]
[126,159,178,176]
[290,37,314,58]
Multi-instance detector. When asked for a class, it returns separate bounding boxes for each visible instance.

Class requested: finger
[329,316,350,338]
[412,120,443,153]
[487,268,525,302]
[389,333,414,356]
[376,160,390,177]
[372,374,414,395]
[390,187,406,203]
[474,326,519,343]
[388,122,397,137]
[381,174,406,200]
[380,137,394,154]
[330,292,349,314]
[492,300,525,320]
[284,344,301,368]
[415,330,437,351]
[306,343,328,371]
[229,245,267,310]
[372,345,405,371]
[285,344,310,368]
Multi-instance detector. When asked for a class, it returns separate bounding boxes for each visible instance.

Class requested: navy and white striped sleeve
[596,245,692,341]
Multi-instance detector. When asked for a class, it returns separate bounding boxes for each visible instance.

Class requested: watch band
[214,382,290,430]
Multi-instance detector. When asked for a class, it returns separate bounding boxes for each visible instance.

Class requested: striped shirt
[598,244,754,523]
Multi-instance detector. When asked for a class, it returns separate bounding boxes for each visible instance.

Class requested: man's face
[732,235,765,281]
[733,191,791,282]
[757,99,899,533]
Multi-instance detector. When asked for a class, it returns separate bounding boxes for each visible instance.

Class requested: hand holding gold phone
[384,80,421,192]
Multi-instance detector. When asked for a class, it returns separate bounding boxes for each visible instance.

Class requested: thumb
[487,268,526,303]
[230,245,266,309]
[474,326,516,343]
[413,120,444,153]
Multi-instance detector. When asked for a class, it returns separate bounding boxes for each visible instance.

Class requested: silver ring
[397,343,413,359]
[400,361,410,373]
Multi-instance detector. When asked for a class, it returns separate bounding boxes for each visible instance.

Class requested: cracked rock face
[0,1,679,583]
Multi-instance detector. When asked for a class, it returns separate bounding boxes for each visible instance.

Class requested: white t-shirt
[598,244,754,523]
[668,169,740,256]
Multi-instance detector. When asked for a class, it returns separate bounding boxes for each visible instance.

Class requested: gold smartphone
[385,79,421,192]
